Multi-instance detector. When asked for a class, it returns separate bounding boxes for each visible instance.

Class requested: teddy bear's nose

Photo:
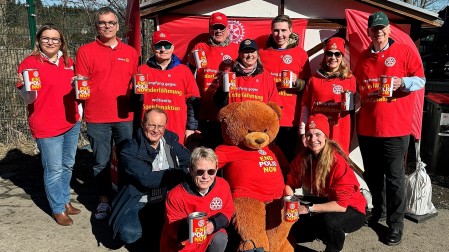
[255,138,265,144]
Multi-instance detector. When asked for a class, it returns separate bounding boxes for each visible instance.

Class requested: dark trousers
[290,207,365,252]
[358,135,409,231]
[87,122,133,198]
[198,121,223,149]
[119,202,165,250]
[275,126,300,162]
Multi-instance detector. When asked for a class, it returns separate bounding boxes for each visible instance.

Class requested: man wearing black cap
[354,11,426,246]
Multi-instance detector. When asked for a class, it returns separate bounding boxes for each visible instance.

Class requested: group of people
[17,5,425,252]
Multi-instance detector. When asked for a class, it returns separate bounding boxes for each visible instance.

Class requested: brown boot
[65,203,81,215]
[53,212,73,226]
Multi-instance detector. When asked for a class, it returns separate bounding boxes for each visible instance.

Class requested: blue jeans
[36,122,81,214]
[86,121,133,197]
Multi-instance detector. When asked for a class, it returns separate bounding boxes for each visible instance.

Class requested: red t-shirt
[18,55,79,138]
[192,42,239,121]
[354,42,424,137]
[228,71,283,107]
[302,73,356,154]
[260,47,311,126]
[75,38,138,123]
[215,145,285,202]
[287,151,366,214]
[160,177,234,252]
[138,63,200,142]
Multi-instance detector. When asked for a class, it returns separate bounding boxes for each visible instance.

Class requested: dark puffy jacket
[109,128,190,237]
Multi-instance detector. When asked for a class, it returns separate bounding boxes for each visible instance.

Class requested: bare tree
[403,0,448,11]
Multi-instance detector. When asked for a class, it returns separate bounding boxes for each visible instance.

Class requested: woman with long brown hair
[17,23,81,226]
[285,113,366,252]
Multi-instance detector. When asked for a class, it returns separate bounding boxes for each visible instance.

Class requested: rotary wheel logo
[228,20,245,44]
[210,197,223,210]
[258,149,267,155]
[282,55,293,64]
[223,54,233,65]
[385,57,396,67]
[332,84,344,94]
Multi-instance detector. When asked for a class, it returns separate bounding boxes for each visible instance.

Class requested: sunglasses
[325,51,342,58]
[195,169,217,176]
[154,43,172,50]
[211,24,227,31]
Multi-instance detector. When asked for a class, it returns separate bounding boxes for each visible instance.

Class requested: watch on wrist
[306,203,314,213]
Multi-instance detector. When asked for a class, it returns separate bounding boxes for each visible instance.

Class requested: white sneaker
[95,202,111,220]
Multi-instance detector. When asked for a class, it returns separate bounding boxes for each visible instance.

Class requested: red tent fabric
[124,0,141,56]
[345,9,425,140]
[158,15,308,63]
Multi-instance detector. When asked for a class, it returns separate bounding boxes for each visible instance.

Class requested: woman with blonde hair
[300,37,356,154]
[285,114,366,252]
[17,23,81,226]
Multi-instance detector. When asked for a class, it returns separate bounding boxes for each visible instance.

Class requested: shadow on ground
[0,147,125,251]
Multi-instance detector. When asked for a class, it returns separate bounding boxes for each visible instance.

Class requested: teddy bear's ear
[218,102,242,122]
[266,102,282,121]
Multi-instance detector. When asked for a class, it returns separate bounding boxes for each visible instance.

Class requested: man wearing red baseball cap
[135,30,200,146]
[189,12,239,149]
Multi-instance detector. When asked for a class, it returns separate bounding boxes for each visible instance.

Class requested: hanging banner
[124,0,141,56]
[159,15,308,63]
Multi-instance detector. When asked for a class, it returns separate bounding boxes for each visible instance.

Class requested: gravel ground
[1,143,448,252]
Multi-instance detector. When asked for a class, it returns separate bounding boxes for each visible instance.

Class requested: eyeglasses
[154,43,172,51]
[143,123,166,131]
[195,169,217,176]
[40,37,61,44]
[325,51,342,58]
[211,24,227,31]
[97,21,117,28]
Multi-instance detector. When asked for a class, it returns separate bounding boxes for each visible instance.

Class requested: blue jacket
[109,128,190,237]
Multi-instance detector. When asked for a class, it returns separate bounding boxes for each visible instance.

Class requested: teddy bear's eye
[264,129,268,132]
[248,129,253,133]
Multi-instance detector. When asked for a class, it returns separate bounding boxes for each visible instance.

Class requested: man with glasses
[354,11,425,246]
[109,108,190,250]
[161,147,234,252]
[188,12,239,148]
[136,31,200,146]
[75,7,138,220]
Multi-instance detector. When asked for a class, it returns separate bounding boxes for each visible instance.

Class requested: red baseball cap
[153,30,173,44]
[325,37,345,55]
[306,114,330,137]
[209,12,228,27]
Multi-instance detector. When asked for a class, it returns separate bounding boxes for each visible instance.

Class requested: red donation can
[188,212,207,244]
[134,74,149,94]
[378,75,395,97]
[75,77,91,100]
[284,195,300,222]
[22,69,41,91]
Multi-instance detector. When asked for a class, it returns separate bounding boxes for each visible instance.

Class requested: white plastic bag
[405,140,437,216]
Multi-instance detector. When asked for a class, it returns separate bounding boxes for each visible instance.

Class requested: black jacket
[109,128,190,236]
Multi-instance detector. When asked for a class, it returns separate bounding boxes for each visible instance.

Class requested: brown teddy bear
[215,100,294,252]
